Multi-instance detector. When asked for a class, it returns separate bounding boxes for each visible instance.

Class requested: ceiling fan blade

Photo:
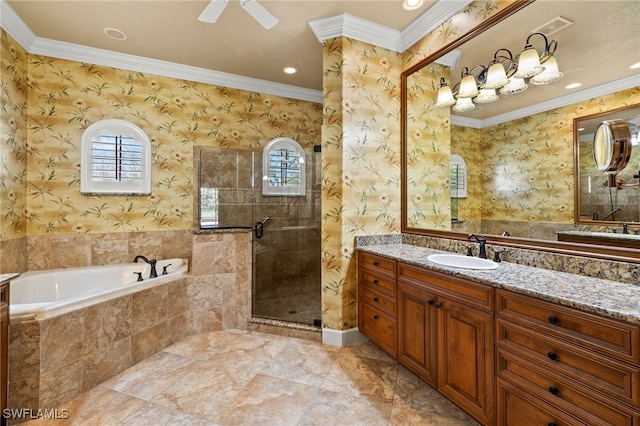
[198,0,228,23]
[240,0,279,30]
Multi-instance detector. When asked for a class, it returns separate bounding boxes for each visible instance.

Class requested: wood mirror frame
[400,0,640,264]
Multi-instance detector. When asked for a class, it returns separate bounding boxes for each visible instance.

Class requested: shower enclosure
[197,144,321,326]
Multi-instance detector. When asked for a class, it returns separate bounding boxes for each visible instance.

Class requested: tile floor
[22,330,477,425]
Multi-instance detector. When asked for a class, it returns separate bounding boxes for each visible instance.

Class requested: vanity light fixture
[436,32,562,113]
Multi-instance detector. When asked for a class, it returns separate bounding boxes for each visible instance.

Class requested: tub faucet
[467,234,487,259]
[133,255,158,278]
[621,221,629,234]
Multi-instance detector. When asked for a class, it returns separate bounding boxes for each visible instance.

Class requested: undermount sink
[427,254,499,270]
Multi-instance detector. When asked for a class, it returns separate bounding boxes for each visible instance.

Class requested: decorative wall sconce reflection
[436,32,563,112]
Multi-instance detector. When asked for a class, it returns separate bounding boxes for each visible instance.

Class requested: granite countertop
[357,244,640,326]
[0,273,19,285]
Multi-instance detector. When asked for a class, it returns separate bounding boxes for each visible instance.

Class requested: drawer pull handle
[428,300,434,305]
[547,351,558,361]
[548,386,559,396]
[373,297,379,302]
[373,279,379,285]
[373,261,380,266]
[548,424,557,426]
[435,302,442,308]
[547,315,558,324]
[373,315,379,320]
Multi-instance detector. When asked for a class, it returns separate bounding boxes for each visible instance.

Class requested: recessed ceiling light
[403,0,423,11]
[283,67,297,74]
[103,27,127,41]
[630,62,640,70]
[565,83,582,89]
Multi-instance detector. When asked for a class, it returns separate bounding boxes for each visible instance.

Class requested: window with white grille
[262,137,306,196]
[81,119,151,194]
[450,154,467,198]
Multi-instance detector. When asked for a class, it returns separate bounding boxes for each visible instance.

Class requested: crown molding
[0,1,321,103]
[309,0,471,53]
[401,0,473,51]
[451,74,640,129]
[309,13,402,52]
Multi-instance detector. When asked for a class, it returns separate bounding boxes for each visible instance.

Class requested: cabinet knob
[373,315,379,320]
[548,423,557,426]
[547,351,558,361]
[548,386,559,396]
[435,302,442,308]
[373,297,379,302]
[373,261,380,266]
[373,279,379,285]
[428,300,434,305]
[547,315,558,324]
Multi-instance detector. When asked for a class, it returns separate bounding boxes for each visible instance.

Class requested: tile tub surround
[357,243,640,326]
[19,330,476,425]
[8,230,252,413]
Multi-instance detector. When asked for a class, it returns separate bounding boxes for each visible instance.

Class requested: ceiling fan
[198,0,279,30]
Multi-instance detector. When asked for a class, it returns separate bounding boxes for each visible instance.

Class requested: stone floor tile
[259,341,338,387]
[299,388,392,426]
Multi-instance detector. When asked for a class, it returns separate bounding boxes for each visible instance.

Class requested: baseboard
[322,327,368,346]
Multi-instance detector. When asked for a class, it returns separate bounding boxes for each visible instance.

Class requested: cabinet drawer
[358,252,396,278]
[359,270,396,296]
[497,377,585,426]
[497,320,640,407]
[398,262,494,312]
[497,348,640,426]
[359,303,396,357]
[497,289,640,365]
[359,286,395,317]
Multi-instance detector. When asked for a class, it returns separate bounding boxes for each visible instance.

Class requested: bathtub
[10,258,188,322]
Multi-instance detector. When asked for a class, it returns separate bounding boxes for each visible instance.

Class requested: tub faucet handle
[162,264,172,275]
[133,272,144,282]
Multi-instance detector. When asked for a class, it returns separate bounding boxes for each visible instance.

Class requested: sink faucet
[621,221,629,234]
[133,255,158,278]
[467,234,487,259]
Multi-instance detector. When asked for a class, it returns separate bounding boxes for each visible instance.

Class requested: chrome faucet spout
[467,234,487,259]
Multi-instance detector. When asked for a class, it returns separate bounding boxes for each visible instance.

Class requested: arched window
[262,137,306,196]
[450,154,467,198]
[80,119,152,195]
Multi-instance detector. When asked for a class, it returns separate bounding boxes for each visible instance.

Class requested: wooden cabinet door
[437,297,495,426]
[397,282,437,386]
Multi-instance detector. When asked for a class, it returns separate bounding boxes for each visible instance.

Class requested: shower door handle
[255,221,264,239]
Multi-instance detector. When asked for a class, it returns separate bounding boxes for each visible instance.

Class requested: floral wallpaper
[0,29,28,241]
[450,87,640,226]
[19,53,320,236]
[405,62,451,229]
[320,37,402,330]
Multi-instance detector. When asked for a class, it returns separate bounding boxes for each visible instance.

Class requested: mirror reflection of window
[262,137,306,196]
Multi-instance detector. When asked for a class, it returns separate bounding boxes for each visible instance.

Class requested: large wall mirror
[401,0,640,262]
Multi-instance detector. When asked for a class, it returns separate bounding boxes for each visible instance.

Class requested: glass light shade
[457,74,479,98]
[499,76,528,95]
[514,46,543,78]
[530,56,563,85]
[452,97,475,112]
[474,89,499,104]
[484,62,509,89]
[435,85,456,107]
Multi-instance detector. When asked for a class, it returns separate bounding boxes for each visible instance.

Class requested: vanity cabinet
[357,252,397,357]
[397,263,495,426]
[496,289,640,425]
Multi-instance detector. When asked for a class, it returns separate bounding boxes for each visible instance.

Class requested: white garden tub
[10,258,188,322]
